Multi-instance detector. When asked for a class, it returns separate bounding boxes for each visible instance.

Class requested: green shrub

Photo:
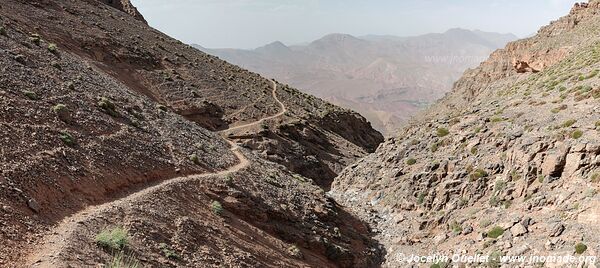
[288,245,303,258]
[488,251,503,268]
[575,243,588,254]
[430,143,439,152]
[159,243,180,260]
[449,221,462,234]
[487,226,504,239]
[469,168,488,181]
[406,158,417,165]
[47,43,58,54]
[52,104,67,113]
[0,27,6,36]
[106,251,140,268]
[211,200,224,215]
[23,91,39,100]
[490,117,504,123]
[561,119,577,128]
[30,34,41,45]
[470,146,478,155]
[59,131,76,146]
[571,129,583,139]
[489,196,500,207]
[494,180,507,192]
[189,154,200,165]
[96,227,129,250]
[417,192,426,204]
[436,128,449,137]
[98,97,119,117]
[591,173,600,183]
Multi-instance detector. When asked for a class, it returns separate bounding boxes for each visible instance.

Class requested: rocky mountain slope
[198,30,516,135]
[0,0,383,267]
[332,1,600,267]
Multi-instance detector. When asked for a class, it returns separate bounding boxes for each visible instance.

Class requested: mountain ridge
[197,29,517,135]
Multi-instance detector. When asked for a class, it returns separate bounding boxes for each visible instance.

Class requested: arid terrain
[3,0,600,267]
[332,1,600,267]
[0,0,384,267]
[199,30,516,135]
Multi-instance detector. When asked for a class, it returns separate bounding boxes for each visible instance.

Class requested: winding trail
[27,80,285,267]
[219,80,286,134]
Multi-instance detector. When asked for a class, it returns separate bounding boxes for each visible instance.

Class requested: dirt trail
[219,80,286,134]
[27,80,285,267]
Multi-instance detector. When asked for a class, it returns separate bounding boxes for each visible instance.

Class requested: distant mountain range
[194,29,517,135]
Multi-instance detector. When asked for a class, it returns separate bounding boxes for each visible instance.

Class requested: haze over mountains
[196,29,517,134]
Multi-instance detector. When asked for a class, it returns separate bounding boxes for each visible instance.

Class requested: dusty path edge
[26,80,285,266]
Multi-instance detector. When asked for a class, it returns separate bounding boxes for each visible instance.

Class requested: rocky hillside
[199,30,516,135]
[0,0,383,267]
[5,0,382,188]
[332,1,600,267]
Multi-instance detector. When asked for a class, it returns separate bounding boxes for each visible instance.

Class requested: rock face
[101,0,148,24]
[332,1,600,266]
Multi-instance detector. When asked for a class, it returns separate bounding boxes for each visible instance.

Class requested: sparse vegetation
[288,245,303,258]
[23,91,39,100]
[96,227,129,250]
[561,119,577,128]
[585,188,597,198]
[158,243,180,260]
[430,142,439,152]
[98,97,119,117]
[106,251,140,268]
[211,200,224,215]
[0,27,6,36]
[487,226,504,239]
[30,33,41,45]
[449,221,462,234]
[480,219,492,228]
[494,180,507,192]
[406,158,417,165]
[490,117,504,123]
[52,104,67,114]
[469,168,488,181]
[575,242,588,254]
[48,43,58,54]
[417,192,426,205]
[551,104,568,113]
[571,129,583,139]
[59,131,76,146]
[189,154,200,165]
[436,128,449,137]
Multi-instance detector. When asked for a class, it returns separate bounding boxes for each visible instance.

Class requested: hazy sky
[131,0,579,49]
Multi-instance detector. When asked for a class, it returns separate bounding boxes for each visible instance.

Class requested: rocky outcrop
[332,2,600,266]
[101,0,148,24]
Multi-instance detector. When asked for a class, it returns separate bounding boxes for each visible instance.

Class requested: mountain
[331,1,600,266]
[0,0,383,267]
[197,29,517,135]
